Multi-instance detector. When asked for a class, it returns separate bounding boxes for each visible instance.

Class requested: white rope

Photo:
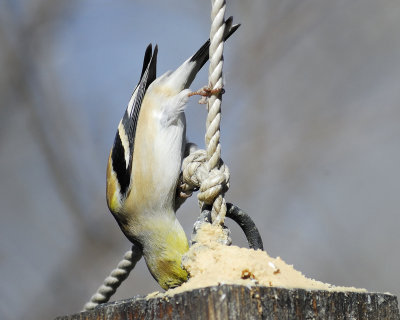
[206,0,229,225]
[83,3,232,309]
[179,0,231,225]
[82,244,142,311]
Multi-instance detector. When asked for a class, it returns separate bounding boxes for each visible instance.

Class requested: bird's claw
[188,86,225,104]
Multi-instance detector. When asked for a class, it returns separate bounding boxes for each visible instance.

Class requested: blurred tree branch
[0,0,109,239]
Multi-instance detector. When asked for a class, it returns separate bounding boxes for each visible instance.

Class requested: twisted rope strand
[83,245,142,311]
[206,0,228,225]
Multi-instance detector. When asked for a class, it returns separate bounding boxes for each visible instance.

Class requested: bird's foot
[188,86,225,104]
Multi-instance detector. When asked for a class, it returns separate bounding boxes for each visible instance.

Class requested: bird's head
[140,216,189,290]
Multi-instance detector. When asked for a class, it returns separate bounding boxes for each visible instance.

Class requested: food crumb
[241,269,256,280]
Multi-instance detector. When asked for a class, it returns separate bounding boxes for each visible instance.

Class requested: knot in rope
[181,149,208,191]
[180,149,230,209]
[197,160,229,206]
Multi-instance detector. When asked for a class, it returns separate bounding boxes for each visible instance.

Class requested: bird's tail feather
[153,17,240,91]
[190,16,240,70]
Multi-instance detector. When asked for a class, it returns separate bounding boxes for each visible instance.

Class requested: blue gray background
[1,1,399,319]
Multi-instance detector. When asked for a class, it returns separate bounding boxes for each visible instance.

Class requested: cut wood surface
[56,284,400,320]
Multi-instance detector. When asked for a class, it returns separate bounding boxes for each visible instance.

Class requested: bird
[106,18,240,290]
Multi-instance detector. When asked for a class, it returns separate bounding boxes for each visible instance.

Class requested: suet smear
[163,224,367,296]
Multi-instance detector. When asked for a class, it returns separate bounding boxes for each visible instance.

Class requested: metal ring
[191,203,264,250]
[226,203,264,250]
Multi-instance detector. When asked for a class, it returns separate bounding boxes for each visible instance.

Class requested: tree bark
[56,284,400,320]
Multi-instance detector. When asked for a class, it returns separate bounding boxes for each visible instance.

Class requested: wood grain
[56,285,400,320]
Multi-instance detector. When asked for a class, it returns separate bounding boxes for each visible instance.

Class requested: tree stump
[56,285,400,320]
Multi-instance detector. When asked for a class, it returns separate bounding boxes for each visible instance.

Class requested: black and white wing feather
[110,44,158,196]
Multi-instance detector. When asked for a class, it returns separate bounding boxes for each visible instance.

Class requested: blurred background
[1,0,400,319]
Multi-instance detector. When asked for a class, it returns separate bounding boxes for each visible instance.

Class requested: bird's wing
[111,44,158,196]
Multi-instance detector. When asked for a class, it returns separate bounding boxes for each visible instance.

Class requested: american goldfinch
[106,18,239,289]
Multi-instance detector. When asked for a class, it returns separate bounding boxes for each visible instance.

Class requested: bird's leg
[188,86,225,104]
[189,86,225,97]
